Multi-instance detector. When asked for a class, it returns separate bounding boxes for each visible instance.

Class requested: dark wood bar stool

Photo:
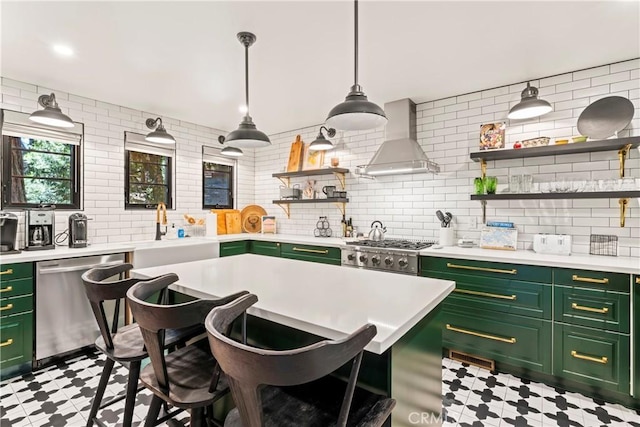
[204,293,396,427]
[126,274,248,427]
[81,263,200,427]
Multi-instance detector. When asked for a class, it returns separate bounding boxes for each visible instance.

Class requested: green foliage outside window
[126,151,171,207]
[3,136,76,207]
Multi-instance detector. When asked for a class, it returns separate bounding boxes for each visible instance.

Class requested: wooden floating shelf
[273,198,349,204]
[272,168,349,178]
[470,137,640,162]
[470,191,640,201]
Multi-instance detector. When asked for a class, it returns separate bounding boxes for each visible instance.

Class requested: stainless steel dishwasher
[35,253,125,364]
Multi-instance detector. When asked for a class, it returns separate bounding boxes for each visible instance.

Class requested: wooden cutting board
[225,211,242,234]
[286,135,304,172]
[210,209,236,234]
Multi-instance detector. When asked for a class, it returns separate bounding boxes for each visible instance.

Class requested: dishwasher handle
[37,260,124,275]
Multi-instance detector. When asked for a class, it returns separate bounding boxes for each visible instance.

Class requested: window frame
[202,146,237,210]
[0,109,83,210]
[124,131,175,210]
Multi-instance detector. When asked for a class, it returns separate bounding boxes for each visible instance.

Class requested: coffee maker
[68,213,88,248]
[25,207,55,250]
[0,212,20,254]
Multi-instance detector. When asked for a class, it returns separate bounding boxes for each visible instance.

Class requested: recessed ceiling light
[53,44,74,57]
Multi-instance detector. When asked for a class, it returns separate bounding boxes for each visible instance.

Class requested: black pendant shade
[225,32,271,149]
[309,126,337,151]
[508,82,553,120]
[326,1,386,131]
[145,118,175,144]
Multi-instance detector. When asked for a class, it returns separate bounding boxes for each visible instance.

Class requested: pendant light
[29,93,74,128]
[145,117,175,144]
[326,0,387,131]
[507,82,553,120]
[218,135,243,157]
[309,126,336,151]
[222,32,270,149]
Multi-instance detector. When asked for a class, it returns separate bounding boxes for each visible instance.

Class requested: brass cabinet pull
[571,350,608,364]
[454,288,517,301]
[0,286,13,293]
[571,302,609,314]
[445,324,516,344]
[0,269,13,276]
[446,263,517,275]
[0,303,14,311]
[636,277,639,284]
[572,274,608,285]
[292,247,328,255]
[0,338,13,347]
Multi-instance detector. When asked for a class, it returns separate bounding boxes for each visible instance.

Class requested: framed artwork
[302,143,325,170]
[261,215,276,234]
[479,122,506,150]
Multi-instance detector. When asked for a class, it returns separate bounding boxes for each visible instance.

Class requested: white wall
[255,59,640,256]
[0,77,255,247]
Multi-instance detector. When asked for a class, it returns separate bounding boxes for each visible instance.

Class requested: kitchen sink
[132,238,220,268]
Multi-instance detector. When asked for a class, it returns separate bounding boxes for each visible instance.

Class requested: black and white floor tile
[1,352,639,426]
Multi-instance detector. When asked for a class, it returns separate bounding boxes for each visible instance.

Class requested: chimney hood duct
[355,98,440,176]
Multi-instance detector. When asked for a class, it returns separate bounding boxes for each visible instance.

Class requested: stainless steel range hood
[356,98,440,176]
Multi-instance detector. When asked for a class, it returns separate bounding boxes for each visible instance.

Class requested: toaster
[533,234,571,255]
[279,185,302,200]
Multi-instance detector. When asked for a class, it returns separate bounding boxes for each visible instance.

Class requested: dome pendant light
[309,126,336,151]
[507,82,553,120]
[145,117,176,144]
[326,0,387,131]
[223,32,271,149]
[29,93,74,128]
[218,135,243,157]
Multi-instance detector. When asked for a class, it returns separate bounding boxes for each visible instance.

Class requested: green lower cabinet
[634,275,639,398]
[280,243,341,265]
[555,286,629,333]
[554,323,629,394]
[0,311,33,373]
[219,240,250,257]
[249,241,281,257]
[442,306,551,374]
[423,269,551,319]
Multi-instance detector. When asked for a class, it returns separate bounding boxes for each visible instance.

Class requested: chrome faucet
[155,202,167,240]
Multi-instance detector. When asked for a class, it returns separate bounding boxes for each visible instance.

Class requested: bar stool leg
[86,358,115,427]
[144,395,164,427]
[191,407,204,427]
[123,360,141,427]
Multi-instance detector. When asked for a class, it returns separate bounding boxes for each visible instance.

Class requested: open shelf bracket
[618,144,632,178]
[334,202,346,216]
[619,198,629,228]
[274,202,290,219]
[333,172,346,189]
[276,177,290,188]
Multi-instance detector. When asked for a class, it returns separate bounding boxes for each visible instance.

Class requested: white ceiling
[1,1,639,135]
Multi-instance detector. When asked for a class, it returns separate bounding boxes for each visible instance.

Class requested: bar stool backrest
[204,294,377,427]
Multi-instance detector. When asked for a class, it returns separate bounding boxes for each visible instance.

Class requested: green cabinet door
[554,323,629,394]
[442,307,552,373]
[421,257,552,284]
[280,243,341,265]
[555,286,629,333]
[250,241,281,257]
[0,312,33,373]
[554,268,629,293]
[220,240,250,257]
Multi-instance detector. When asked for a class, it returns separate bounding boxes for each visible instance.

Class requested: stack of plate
[240,205,267,233]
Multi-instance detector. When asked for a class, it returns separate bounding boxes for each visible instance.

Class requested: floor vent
[449,349,495,371]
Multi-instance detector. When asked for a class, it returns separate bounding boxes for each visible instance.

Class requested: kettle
[368,220,386,241]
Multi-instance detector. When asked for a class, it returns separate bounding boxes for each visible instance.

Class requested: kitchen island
[132,254,455,427]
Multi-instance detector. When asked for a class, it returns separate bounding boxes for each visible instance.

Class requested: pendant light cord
[245,42,250,116]
[354,0,358,87]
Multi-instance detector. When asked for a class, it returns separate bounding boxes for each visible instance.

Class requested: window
[124,131,174,209]
[202,146,236,209]
[1,110,82,209]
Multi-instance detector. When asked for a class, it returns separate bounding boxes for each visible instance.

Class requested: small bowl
[555,139,568,145]
[572,136,587,143]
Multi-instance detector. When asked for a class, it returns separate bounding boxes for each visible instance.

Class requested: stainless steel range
[341,239,435,275]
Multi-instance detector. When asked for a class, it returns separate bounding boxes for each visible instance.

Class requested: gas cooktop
[346,239,435,251]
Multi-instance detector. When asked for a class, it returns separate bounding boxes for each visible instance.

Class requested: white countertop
[131,254,455,354]
[0,242,136,263]
[420,245,640,275]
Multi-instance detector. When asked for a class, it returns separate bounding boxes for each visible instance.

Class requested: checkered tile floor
[1,351,639,426]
